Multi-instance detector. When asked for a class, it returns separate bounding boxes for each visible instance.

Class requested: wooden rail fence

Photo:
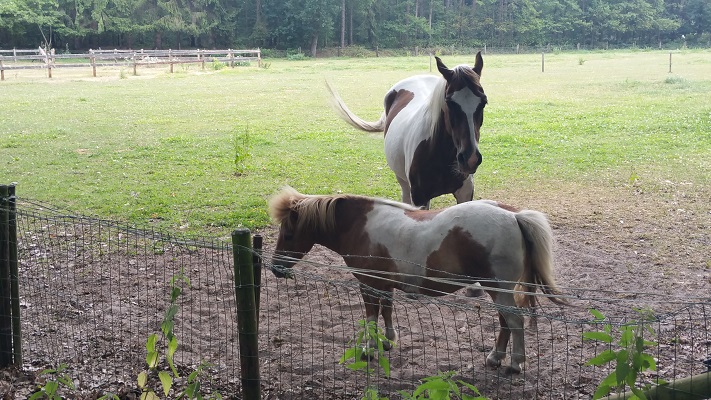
[0,48,261,80]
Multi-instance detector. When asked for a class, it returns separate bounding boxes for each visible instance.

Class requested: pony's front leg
[380,292,398,350]
[360,284,382,358]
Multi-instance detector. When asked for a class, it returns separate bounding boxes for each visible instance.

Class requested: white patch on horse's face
[451,87,482,147]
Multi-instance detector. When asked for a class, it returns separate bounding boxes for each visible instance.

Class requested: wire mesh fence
[1,196,710,399]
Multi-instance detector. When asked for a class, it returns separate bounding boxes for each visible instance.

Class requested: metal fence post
[232,229,261,399]
[0,185,13,367]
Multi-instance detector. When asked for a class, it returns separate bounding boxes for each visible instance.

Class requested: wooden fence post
[90,49,97,77]
[232,229,261,400]
[542,51,545,73]
[1,58,4,81]
[133,52,137,76]
[229,49,234,68]
[169,49,174,73]
[669,52,672,73]
[7,185,20,367]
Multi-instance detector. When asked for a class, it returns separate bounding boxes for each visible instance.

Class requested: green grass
[1,50,710,238]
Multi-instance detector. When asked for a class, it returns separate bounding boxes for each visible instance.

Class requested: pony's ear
[474,51,483,76]
[436,56,453,81]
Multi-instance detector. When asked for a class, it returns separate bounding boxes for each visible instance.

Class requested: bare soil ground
[1,179,709,399]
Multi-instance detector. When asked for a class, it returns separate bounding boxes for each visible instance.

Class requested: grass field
[1,50,710,239]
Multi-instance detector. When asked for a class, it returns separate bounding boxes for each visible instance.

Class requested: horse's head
[436,52,487,175]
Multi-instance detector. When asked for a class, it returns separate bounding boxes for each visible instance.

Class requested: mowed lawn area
[1,50,709,239]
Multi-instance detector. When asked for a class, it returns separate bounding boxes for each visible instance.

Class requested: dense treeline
[0,0,709,54]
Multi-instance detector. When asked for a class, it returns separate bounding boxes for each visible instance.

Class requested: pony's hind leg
[486,292,526,374]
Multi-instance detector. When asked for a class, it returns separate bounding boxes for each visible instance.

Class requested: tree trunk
[340,0,346,48]
[154,31,162,49]
[310,33,318,57]
[349,1,353,45]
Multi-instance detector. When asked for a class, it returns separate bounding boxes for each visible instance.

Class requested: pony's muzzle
[270,264,294,279]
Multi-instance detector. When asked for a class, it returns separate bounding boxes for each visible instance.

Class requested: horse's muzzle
[458,150,482,174]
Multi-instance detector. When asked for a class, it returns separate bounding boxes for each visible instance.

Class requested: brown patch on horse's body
[421,226,494,296]
[383,89,415,136]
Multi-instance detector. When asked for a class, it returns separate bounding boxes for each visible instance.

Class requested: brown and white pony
[328,54,486,208]
[268,187,566,374]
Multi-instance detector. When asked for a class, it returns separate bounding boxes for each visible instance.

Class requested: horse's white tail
[326,81,386,133]
[514,210,568,307]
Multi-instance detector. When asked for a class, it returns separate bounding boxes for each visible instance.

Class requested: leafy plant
[583,309,662,400]
[232,126,252,176]
[176,362,224,400]
[138,270,190,399]
[211,59,226,70]
[339,320,393,399]
[28,364,75,400]
[400,371,487,400]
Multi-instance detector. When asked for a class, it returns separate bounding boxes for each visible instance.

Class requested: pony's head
[268,187,342,278]
[435,52,487,175]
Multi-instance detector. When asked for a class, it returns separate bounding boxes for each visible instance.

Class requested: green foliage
[583,309,663,400]
[340,320,487,400]
[339,320,393,399]
[232,126,252,176]
[286,52,306,60]
[139,270,191,399]
[28,364,75,400]
[211,60,226,70]
[400,371,487,400]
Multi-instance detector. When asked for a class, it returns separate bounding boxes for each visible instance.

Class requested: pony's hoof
[504,365,522,375]
[485,356,501,369]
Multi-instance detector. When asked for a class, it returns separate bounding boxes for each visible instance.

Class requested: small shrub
[578,57,586,65]
[233,127,252,176]
[29,364,75,400]
[583,309,662,400]
[287,52,306,60]
[211,59,226,70]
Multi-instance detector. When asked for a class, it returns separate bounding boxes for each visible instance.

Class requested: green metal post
[0,185,12,367]
[232,229,261,400]
[8,185,20,366]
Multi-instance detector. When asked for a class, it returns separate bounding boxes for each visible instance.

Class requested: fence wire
[3,198,710,399]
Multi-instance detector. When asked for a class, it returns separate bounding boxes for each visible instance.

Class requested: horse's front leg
[452,177,474,204]
[380,290,398,350]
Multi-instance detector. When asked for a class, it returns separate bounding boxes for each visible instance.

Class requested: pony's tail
[326,81,386,133]
[514,210,568,308]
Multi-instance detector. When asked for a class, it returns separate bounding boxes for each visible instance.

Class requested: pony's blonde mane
[268,187,418,233]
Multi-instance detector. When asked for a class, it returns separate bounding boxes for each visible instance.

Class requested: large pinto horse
[268,187,567,374]
[328,53,486,208]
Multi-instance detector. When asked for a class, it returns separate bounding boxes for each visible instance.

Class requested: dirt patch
[1,179,709,399]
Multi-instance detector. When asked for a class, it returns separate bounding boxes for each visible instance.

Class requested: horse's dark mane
[269,187,418,232]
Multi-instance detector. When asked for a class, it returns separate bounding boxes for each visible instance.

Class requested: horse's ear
[436,56,453,81]
[474,51,483,76]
